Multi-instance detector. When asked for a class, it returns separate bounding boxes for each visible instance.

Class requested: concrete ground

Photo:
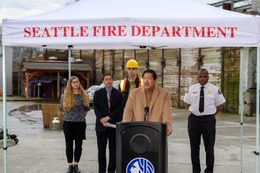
[0,99,259,173]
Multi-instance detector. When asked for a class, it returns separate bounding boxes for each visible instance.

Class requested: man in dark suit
[93,73,123,173]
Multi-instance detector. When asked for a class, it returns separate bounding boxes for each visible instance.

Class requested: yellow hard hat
[126,59,139,68]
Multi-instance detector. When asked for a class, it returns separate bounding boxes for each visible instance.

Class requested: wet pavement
[0,100,259,173]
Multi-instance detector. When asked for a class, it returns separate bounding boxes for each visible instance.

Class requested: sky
[0,0,213,24]
[0,0,73,23]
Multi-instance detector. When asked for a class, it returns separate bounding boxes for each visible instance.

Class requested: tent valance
[2,0,260,49]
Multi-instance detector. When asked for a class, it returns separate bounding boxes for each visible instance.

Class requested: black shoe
[74,165,81,173]
[13,138,19,144]
[66,165,73,173]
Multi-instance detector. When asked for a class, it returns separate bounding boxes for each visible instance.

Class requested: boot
[74,165,81,173]
[66,165,73,173]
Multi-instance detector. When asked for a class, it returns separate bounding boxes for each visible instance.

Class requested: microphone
[144,107,149,121]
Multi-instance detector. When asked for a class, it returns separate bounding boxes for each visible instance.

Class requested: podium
[116,122,167,173]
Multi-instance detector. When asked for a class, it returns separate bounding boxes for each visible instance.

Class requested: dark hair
[103,73,113,80]
[198,68,208,75]
[142,69,157,80]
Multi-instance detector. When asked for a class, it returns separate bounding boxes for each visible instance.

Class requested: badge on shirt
[207,90,212,94]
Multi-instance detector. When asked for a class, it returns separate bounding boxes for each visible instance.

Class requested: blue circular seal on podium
[126,157,154,173]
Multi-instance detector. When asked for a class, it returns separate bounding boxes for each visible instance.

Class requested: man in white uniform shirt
[183,68,226,173]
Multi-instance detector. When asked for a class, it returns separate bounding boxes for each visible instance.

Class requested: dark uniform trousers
[96,128,116,173]
[188,113,216,173]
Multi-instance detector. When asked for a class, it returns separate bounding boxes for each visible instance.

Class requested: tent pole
[255,47,260,172]
[68,46,72,78]
[239,47,244,173]
[2,45,8,173]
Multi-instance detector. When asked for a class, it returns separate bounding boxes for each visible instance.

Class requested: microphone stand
[144,107,149,121]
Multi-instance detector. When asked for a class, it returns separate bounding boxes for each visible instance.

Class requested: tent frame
[2,0,260,172]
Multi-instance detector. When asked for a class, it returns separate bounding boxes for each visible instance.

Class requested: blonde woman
[60,76,90,173]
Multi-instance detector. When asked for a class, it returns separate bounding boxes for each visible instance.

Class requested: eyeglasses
[71,81,79,84]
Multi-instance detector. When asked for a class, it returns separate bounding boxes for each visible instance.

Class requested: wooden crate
[41,103,63,128]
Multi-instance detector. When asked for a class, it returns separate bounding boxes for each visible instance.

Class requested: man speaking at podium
[122,69,172,136]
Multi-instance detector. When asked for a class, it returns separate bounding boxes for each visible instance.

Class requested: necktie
[107,89,110,109]
[199,86,204,113]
